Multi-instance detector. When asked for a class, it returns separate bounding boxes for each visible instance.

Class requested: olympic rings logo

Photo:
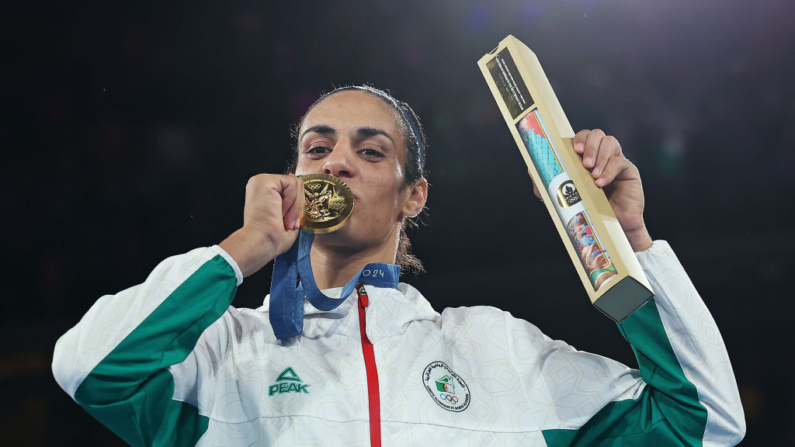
[439,393,459,404]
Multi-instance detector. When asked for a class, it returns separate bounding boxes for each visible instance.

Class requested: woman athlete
[53,86,745,446]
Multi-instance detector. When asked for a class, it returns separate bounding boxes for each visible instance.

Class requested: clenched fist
[220,174,305,277]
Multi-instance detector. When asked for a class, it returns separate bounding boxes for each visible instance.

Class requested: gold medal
[300,173,354,234]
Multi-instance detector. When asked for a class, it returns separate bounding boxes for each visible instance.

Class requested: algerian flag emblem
[436,375,455,393]
[422,361,471,412]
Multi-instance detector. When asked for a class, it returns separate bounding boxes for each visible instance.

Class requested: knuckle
[246,174,276,193]
[246,175,260,189]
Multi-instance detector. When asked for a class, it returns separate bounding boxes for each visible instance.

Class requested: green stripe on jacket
[543,299,708,446]
[74,254,238,447]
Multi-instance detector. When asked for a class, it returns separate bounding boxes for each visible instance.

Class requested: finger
[280,175,304,229]
[582,129,606,169]
[284,175,304,230]
[573,129,591,154]
[595,156,636,188]
[591,136,621,178]
[528,169,543,202]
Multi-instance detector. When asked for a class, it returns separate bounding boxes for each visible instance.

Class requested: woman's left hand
[573,129,652,252]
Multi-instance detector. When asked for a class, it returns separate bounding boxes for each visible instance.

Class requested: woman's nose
[322,143,355,179]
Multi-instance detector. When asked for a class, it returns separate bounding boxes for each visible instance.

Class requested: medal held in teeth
[300,173,354,234]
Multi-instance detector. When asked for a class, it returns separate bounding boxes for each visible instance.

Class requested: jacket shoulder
[438,305,549,341]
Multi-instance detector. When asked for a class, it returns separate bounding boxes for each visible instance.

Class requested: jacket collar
[262,283,439,341]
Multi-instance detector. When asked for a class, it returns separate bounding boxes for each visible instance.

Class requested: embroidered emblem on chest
[269,367,310,396]
[422,361,471,412]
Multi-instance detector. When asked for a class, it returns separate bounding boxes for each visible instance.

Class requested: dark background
[2,0,793,445]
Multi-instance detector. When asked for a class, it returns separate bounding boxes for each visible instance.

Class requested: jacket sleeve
[508,240,745,446]
[51,245,243,447]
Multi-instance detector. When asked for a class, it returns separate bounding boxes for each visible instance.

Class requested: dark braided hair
[288,85,428,274]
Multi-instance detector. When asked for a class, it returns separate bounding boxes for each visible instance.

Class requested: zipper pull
[357,283,369,307]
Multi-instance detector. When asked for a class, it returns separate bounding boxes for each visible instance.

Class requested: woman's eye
[359,148,385,158]
[307,146,330,155]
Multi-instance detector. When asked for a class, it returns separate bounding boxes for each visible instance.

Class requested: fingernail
[595,178,605,186]
[592,167,601,176]
[575,143,583,152]
[584,157,592,167]
[292,219,301,230]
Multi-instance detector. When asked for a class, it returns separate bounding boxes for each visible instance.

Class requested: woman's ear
[401,177,428,218]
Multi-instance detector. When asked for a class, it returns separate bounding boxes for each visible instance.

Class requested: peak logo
[268,367,310,396]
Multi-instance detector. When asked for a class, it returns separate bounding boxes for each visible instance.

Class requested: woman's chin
[314,225,384,255]
[314,227,358,249]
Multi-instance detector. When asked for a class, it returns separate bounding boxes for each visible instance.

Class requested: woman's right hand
[219,174,304,277]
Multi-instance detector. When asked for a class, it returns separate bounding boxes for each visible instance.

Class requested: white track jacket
[52,240,745,446]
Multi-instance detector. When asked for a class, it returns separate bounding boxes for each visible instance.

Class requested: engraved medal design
[300,173,354,234]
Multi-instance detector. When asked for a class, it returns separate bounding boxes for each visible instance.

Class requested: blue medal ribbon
[269,231,400,339]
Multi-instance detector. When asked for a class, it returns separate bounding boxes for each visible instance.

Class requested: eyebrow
[356,126,394,144]
[301,125,336,140]
[300,124,395,144]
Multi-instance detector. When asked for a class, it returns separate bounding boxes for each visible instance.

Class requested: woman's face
[295,90,423,251]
